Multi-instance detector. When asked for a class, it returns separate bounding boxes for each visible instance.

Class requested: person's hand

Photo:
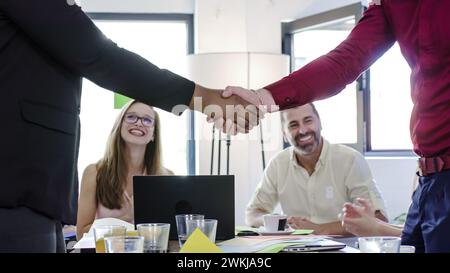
[189,84,261,134]
[342,198,374,218]
[341,198,379,236]
[222,86,261,106]
[223,86,279,113]
[287,216,318,231]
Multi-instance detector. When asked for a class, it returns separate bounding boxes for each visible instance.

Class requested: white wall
[195,0,248,53]
[195,0,361,53]
[366,158,417,219]
[78,0,416,224]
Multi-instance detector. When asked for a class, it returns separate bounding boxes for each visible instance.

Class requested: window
[292,18,357,145]
[283,4,413,153]
[77,14,194,178]
[368,43,413,151]
[283,4,364,151]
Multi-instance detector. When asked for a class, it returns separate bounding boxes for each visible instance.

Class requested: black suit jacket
[0,0,194,224]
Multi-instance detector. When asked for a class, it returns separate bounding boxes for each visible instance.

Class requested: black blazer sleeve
[0,0,195,112]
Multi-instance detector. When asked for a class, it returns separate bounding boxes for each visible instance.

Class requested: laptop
[133,175,235,240]
[281,239,346,252]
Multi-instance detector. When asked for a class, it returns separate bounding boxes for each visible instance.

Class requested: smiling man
[245,103,388,235]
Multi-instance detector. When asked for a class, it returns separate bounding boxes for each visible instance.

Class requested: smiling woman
[121,104,157,146]
[76,100,174,240]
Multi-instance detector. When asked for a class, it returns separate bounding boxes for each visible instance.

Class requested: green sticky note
[235,226,259,235]
[114,93,131,109]
[292,229,314,235]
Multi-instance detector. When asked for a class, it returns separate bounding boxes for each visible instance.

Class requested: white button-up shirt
[246,139,387,225]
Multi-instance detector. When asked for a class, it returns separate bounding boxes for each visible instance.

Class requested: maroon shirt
[265,1,450,157]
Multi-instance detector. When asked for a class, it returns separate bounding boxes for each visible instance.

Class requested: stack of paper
[218,235,326,253]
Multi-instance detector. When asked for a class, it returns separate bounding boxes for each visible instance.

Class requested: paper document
[73,218,135,249]
[236,226,314,236]
[218,235,325,253]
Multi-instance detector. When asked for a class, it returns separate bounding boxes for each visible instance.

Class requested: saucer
[257,227,294,236]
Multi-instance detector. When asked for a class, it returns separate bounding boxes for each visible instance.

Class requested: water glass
[104,236,144,253]
[93,225,127,253]
[358,236,401,253]
[175,214,204,247]
[186,219,218,243]
[137,223,170,253]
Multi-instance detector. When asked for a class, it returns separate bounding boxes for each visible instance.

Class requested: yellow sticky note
[179,228,223,253]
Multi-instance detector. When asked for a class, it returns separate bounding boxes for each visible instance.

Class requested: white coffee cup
[263,214,288,232]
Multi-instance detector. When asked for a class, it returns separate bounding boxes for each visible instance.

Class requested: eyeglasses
[124,113,155,127]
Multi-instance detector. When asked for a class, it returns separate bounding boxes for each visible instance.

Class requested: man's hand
[341,198,379,236]
[189,84,261,134]
[287,216,318,231]
[223,86,279,113]
[222,86,261,106]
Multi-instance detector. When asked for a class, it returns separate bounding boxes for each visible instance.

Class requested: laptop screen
[133,175,235,240]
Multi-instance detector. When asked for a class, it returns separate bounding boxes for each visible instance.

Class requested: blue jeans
[401,169,450,253]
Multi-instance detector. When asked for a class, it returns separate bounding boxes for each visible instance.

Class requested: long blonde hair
[96,100,162,209]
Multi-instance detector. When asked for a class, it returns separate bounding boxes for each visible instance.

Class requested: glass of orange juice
[93,225,127,253]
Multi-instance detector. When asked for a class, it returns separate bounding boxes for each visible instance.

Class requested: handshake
[189,84,279,135]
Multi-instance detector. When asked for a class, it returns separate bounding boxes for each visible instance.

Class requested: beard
[293,132,320,155]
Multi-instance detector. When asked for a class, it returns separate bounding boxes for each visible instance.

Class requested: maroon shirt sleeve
[265,5,396,110]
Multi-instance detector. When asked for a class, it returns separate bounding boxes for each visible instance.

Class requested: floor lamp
[209,127,232,175]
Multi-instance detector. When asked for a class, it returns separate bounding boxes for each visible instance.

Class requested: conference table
[69,236,360,253]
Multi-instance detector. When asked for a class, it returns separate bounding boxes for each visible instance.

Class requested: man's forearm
[316,221,352,236]
[245,209,267,228]
[189,84,203,110]
[189,84,215,110]
[373,219,403,237]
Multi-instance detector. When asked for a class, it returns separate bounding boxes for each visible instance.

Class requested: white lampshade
[187,52,289,89]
